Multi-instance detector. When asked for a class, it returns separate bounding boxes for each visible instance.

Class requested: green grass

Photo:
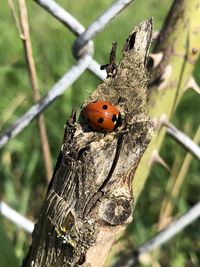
[0,0,199,266]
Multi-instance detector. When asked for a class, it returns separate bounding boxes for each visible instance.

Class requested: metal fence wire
[0,0,135,239]
[1,0,200,266]
[0,0,133,148]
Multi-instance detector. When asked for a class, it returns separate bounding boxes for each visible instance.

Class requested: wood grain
[22,19,153,267]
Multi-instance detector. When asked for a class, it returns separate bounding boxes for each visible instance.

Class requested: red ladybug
[82,100,121,132]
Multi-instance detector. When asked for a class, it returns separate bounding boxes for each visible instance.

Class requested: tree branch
[133,0,200,202]
[22,19,153,267]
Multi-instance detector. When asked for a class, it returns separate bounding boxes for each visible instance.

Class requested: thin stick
[7,0,23,37]
[17,0,53,181]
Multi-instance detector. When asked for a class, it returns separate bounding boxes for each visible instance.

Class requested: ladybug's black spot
[102,105,108,110]
[98,118,104,124]
[112,114,117,122]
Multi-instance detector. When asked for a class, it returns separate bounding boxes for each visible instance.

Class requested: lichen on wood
[22,19,153,267]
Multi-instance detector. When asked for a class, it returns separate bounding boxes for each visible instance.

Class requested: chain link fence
[0,0,133,148]
[1,0,200,266]
[0,0,135,239]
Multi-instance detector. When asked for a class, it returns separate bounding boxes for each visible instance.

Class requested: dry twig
[13,0,53,181]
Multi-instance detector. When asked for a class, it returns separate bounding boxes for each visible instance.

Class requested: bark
[22,19,153,267]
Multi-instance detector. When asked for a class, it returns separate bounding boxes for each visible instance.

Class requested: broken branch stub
[23,19,153,267]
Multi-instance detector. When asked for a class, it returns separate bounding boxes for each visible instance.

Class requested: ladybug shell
[83,100,120,132]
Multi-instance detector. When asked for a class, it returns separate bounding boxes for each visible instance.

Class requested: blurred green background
[0,0,199,266]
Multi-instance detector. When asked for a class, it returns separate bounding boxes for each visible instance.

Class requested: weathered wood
[22,19,153,267]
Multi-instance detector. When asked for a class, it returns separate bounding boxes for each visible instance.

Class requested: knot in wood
[98,195,133,225]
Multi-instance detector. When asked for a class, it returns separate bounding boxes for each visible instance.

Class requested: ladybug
[82,100,121,132]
